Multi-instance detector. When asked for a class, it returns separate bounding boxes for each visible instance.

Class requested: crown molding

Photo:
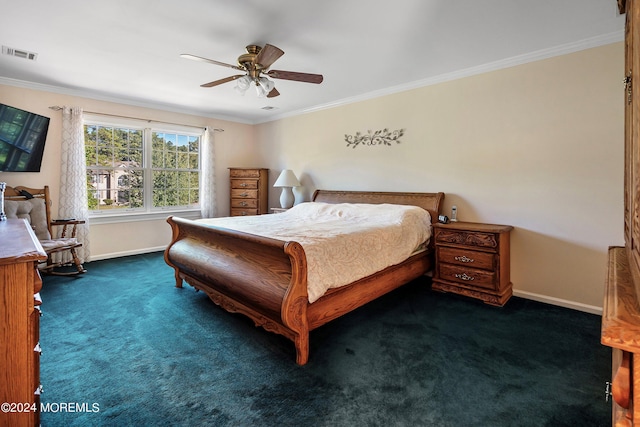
[259,31,624,124]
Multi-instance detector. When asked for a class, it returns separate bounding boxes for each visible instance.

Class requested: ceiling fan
[181,44,323,98]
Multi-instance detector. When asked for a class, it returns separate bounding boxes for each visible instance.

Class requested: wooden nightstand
[432,221,513,306]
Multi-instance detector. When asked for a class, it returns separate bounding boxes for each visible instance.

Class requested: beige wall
[0,41,624,311]
[256,42,625,311]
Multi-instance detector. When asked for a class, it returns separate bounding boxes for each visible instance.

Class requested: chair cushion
[4,198,52,240]
[40,238,79,251]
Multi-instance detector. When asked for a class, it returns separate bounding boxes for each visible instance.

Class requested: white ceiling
[0,0,625,124]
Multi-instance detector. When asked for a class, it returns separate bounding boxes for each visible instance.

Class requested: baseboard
[513,289,602,315]
[88,246,167,262]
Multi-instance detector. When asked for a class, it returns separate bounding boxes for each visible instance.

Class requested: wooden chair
[4,185,86,276]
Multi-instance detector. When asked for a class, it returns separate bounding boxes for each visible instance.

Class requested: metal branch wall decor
[345,128,405,148]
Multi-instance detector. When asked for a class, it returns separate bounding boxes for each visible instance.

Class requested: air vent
[261,106,278,111]
[2,45,38,61]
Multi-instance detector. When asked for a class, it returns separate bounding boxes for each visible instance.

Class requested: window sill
[88,209,202,225]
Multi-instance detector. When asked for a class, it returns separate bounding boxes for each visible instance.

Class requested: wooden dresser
[601,1,640,425]
[0,219,47,427]
[229,168,268,216]
[432,221,513,306]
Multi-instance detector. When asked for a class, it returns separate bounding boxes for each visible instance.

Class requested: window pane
[130,188,144,208]
[177,134,189,149]
[129,129,142,149]
[151,149,163,168]
[188,136,199,153]
[189,171,199,188]
[85,148,97,166]
[177,171,189,187]
[128,148,143,164]
[164,134,177,150]
[165,150,176,168]
[85,125,97,165]
[189,153,199,169]
[178,189,190,205]
[165,188,178,207]
[113,169,144,209]
[177,151,189,168]
[152,170,167,207]
[97,147,113,166]
[190,188,199,205]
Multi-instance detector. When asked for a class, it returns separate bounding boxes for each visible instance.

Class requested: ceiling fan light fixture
[259,77,274,92]
[234,75,251,95]
[255,77,275,98]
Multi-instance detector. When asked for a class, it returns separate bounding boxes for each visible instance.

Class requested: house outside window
[84,118,201,218]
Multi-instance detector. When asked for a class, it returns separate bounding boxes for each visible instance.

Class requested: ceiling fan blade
[255,44,284,69]
[200,75,244,88]
[181,54,243,71]
[267,87,280,98]
[266,70,323,84]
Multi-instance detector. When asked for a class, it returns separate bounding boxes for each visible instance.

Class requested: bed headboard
[311,190,445,225]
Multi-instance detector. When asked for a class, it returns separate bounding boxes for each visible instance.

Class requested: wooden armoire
[601,0,640,425]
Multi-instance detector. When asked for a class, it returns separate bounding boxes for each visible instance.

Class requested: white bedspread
[197,202,432,303]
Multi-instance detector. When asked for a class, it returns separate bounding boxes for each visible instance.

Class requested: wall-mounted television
[0,103,50,172]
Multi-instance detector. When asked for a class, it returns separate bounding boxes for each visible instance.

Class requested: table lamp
[273,169,300,209]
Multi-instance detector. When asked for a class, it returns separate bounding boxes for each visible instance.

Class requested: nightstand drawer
[435,229,498,250]
[231,198,258,208]
[231,189,258,199]
[231,208,258,216]
[231,179,258,189]
[230,169,262,178]
[437,247,495,270]
[439,264,497,290]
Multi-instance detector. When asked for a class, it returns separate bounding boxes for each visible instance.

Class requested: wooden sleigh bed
[164,189,444,365]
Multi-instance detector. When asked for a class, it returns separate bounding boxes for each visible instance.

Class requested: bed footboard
[164,216,311,364]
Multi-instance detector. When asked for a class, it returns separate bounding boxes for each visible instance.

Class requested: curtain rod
[48,106,224,132]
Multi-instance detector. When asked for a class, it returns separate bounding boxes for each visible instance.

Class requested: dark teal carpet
[39,252,610,426]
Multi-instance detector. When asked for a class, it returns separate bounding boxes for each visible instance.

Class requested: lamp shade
[273,169,300,188]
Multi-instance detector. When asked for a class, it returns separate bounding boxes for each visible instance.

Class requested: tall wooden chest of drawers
[432,221,513,306]
[0,219,47,427]
[229,168,268,216]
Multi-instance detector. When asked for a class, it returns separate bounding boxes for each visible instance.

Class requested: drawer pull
[454,255,474,263]
[241,211,248,216]
[240,183,248,187]
[454,273,475,281]
[239,192,249,197]
[240,201,248,207]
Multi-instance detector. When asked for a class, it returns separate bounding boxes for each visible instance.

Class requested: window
[84,118,201,217]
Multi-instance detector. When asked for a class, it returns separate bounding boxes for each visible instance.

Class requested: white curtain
[200,127,217,218]
[59,106,90,262]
